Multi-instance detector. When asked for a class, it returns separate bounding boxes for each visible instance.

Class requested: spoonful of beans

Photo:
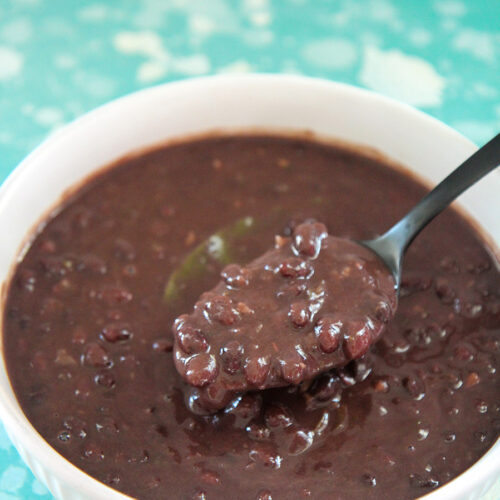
[173,133,500,414]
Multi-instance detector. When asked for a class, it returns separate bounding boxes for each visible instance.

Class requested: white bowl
[0,75,498,500]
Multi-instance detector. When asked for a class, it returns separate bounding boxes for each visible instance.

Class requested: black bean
[174,319,209,355]
[278,258,313,279]
[315,316,341,353]
[361,473,377,487]
[204,295,236,325]
[101,323,133,343]
[279,351,306,385]
[244,356,270,386]
[94,371,116,388]
[343,321,372,359]
[221,264,249,288]
[185,353,218,387]
[292,221,328,258]
[220,340,244,374]
[83,343,112,368]
[289,301,310,327]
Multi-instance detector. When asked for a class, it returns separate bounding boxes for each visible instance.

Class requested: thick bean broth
[3,135,500,499]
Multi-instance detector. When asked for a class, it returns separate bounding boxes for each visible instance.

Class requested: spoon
[363,132,500,289]
[173,133,500,414]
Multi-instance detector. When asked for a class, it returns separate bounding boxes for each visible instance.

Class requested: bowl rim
[0,73,498,500]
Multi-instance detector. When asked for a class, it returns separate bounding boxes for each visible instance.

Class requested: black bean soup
[3,135,499,500]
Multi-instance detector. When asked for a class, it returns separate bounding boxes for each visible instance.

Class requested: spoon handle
[366,133,500,285]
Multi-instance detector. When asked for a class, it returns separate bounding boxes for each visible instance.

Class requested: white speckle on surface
[137,60,168,83]
[189,15,216,36]
[33,107,64,127]
[331,0,401,30]
[217,60,253,74]
[135,0,239,33]
[408,28,432,47]
[244,0,269,8]
[78,4,108,22]
[171,54,210,75]
[452,29,498,63]
[113,31,167,61]
[250,11,271,27]
[369,0,402,30]
[114,31,170,82]
[131,1,170,29]
[359,46,446,107]
[54,53,77,69]
[114,30,211,81]
[0,466,27,492]
[434,0,467,17]
[301,38,357,70]
[0,18,32,44]
[243,0,271,29]
[0,47,23,81]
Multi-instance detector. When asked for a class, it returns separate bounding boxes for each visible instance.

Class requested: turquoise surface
[0,0,498,498]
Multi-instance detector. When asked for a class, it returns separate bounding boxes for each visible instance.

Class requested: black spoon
[362,133,500,289]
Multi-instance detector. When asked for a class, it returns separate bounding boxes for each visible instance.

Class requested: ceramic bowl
[0,75,498,500]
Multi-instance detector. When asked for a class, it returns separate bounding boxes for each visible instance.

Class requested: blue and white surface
[0,0,499,498]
